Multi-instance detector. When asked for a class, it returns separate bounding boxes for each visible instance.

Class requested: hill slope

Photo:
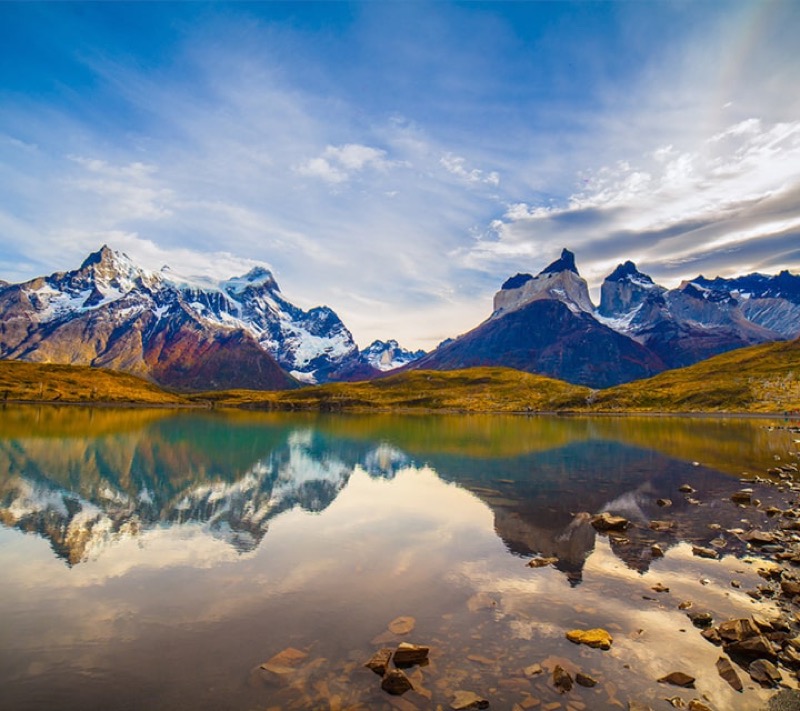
[0,361,188,405]
[195,367,592,413]
[590,338,800,413]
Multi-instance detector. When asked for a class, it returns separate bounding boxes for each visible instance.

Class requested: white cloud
[440,152,500,186]
[296,143,392,184]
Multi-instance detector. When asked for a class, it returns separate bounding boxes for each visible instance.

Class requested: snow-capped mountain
[407,249,799,387]
[0,246,367,388]
[360,339,426,371]
[597,262,797,369]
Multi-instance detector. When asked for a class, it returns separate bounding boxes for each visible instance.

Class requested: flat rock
[450,690,489,710]
[382,669,413,695]
[731,490,752,504]
[565,628,613,650]
[527,556,558,568]
[649,520,674,532]
[388,616,416,635]
[393,642,430,667]
[692,546,719,559]
[575,672,597,687]
[259,647,308,675]
[365,648,393,676]
[743,530,777,545]
[657,671,695,688]
[592,512,629,531]
[716,656,743,691]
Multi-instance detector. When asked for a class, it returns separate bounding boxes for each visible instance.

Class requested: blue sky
[1,1,799,349]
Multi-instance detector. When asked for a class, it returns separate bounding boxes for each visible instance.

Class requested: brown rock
[651,544,665,558]
[553,664,573,692]
[565,628,613,649]
[717,618,760,642]
[393,642,430,667]
[725,634,776,659]
[657,498,672,507]
[687,702,714,711]
[687,611,713,628]
[781,580,800,597]
[731,490,752,504]
[649,520,674,532]
[691,546,719,559]
[575,672,597,687]
[527,556,559,568]
[365,648,393,676]
[749,658,782,686]
[450,690,489,710]
[657,671,695,688]
[701,628,722,645]
[259,647,308,675]
[742,530,776,545]
[678,484,695,493]
[382,669,413,695]
[591,512,629,531]
[715,656,743,691]
[651,583,670,593]
[388,616,416,635]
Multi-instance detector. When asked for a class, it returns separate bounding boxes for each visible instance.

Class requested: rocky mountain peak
[493,249,593,318]
[539,248,579,276]
[598,261,663,318]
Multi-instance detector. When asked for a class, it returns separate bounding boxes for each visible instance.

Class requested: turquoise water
[1,406,798,710]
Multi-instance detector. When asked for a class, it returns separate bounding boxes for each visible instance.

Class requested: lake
[1,405,799,710]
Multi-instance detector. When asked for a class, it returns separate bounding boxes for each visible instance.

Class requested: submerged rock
[388,616,416,635]
[566,627,613,650]
[575,671,598,687]
[657,671,696,688]
[450,690,489,710]
[259,647,308,676]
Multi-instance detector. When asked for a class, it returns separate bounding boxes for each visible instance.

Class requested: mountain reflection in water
[1,406,798,711]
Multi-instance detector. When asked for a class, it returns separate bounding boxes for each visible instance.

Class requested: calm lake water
[1,405,799,710]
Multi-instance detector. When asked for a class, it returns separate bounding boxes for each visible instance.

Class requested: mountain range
[407,249,800,387]
[0,246,421,390]
[0,246,798,390]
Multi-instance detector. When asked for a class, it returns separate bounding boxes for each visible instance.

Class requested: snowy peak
[493,248,594,318]
[598,261,665,319]
[0,246,364,386]
[361,339,426,372]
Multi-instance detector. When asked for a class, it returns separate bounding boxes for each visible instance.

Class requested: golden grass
[192,367,592,413]
[3,337,799,414]
[0,360,187,406]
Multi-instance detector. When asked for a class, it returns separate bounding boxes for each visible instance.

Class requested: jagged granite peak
[540,248,579,276]
[361,339,426,372]
[0,246,364,387]
[493,248,594,317]
[598,261,665,319]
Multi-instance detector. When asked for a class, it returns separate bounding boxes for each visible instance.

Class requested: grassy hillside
[3,338,798,414]
[0,360,188,405]
[589,338,800,413]
[194,367,592,413]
